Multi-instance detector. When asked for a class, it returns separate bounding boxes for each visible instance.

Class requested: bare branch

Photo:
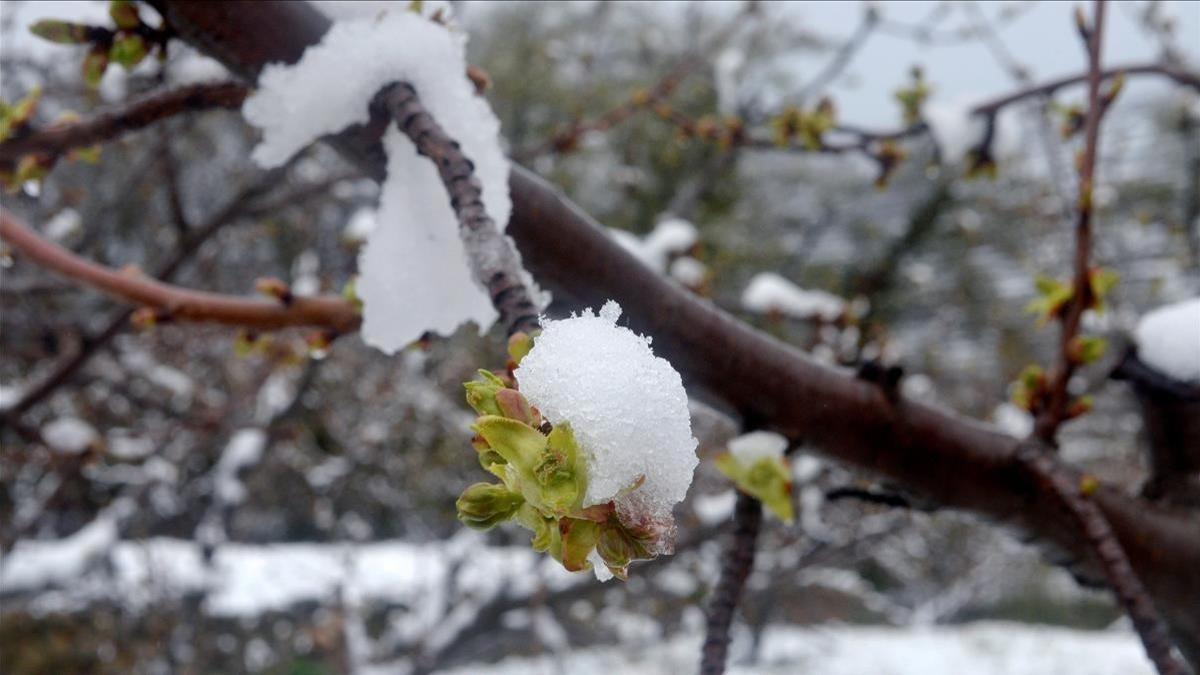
[0,211,361,333]
[0,81,248,166]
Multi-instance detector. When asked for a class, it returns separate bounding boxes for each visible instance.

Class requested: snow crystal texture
[1134,298,1200,383]
[515,301,698,523]
[242,12,512,353]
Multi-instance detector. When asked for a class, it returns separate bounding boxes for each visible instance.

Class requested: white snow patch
[742,273,845,322]
[669,257,707,287]
[728,430,788,467]
[693,490,737,525]
[242,12,516,353]
[609,218,699,273]
[924,98,980,165]
[42,208,81,241]
[213,429,267,504]
[42,416,98,454]
[515,301,698,528]
[1134,298,1200,383]
[992,402,1034,437]
[343,207,378,243]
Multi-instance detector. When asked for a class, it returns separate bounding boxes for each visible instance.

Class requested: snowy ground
[444,622,1152,675]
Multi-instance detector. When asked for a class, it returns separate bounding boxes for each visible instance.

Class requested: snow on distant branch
[742,272,846,321]
[1134,298,1200,383]
[241,9,517,353]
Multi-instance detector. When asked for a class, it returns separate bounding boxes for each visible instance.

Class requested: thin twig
[1015,439,1187,675]
[0,81,248,166]
[700,492,763,675]
[0,211,361,332]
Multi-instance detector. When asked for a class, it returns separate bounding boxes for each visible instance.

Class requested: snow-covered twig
[372,82,541,337]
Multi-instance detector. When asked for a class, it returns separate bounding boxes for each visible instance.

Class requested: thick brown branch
[0,211,360,333]
[374,83,541,337]
[0,81,248,166]
[701,492,762,675]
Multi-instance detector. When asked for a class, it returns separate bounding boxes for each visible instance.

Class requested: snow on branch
[1133,298,1200,385]
[241,9,542,351]
[741,272,846,322]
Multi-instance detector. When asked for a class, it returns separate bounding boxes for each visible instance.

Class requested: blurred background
[1,1,1198,673]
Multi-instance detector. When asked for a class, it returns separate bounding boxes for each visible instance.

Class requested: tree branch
[0,211,360,333]
[700,492,762,675]
[0,81,248,166]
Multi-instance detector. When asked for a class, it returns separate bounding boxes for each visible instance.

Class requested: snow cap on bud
[515,301,698,534]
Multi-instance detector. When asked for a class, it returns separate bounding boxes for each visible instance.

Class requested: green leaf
[472,415,548,505]
[82,46,109,88]
[1088,268,1119,311]
[0,87,41,142]
[29,19,93,44]
[534,423,586,516]
[715,454,795,523]
[596,520,653,580]
[456,482,524,531]
[464,371,506,416]
[558,518,600,572]
[109,0,141,30]
[1072,335,1107,364]
[109,32,147,69]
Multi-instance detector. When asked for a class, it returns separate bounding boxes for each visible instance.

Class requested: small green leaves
[1011,364,1046,412]
[109,32,148,69]
[715,453,795,523]
[536,423,586,515]
[893,66,930,126]
[1088,267,1118,311]
[1026,275,1073,324]
[456,482,524,530]
[109,0,141,30]
[771,97,837,151]
[0,87,42,142]
[1067,335,1107,365]
[29,20,94,44]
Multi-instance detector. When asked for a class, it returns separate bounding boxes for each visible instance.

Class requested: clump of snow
[42,416,98,454]
[609,217,699,273]
[242,11,517,354]
[742,272,846,322]
[669,257,707,287]
[923,99,980,165]
[992,402,1034,437]
[343,207,378,243]
[693,490,737,525]
[42,208,81,241]
[515,301,698,526]
[728,430,788,467]
[213,429,267,504]
[1134,298,1200,383]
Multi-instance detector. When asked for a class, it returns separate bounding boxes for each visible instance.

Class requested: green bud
[472,415,549,506]
[495,388,536,425]
[507,331,535,365]
[596,521,652,580]
[456,482,524,531]
[464,369,506,416]
[109,1,141,30]
[29,20,94,44]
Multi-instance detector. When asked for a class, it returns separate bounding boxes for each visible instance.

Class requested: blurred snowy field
[443,622,1151,675]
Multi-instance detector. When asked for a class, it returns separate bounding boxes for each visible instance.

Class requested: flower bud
[456,482,524,531]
